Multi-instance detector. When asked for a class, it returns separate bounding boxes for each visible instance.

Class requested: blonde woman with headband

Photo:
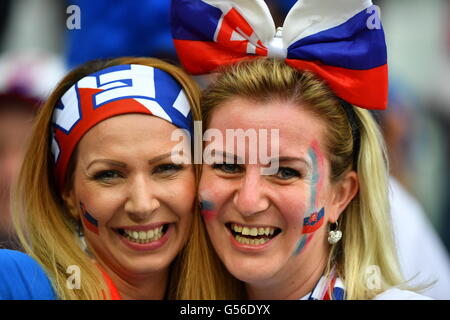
[10,57,240,300]
[172,0,431,299]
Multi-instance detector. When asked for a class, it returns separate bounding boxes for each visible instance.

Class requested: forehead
[207,97,327,155]
[77,113,186,157]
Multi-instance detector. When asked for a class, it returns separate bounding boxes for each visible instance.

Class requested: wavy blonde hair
[12,57,241,300]
[201,58,406,300]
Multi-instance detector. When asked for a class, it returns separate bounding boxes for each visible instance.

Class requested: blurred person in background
[0,93,36,248]
[0,51,64,249]
[374,82,450,299]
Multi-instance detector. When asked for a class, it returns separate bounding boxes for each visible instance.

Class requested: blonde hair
[201,58,406,300]
[12,57,241,299]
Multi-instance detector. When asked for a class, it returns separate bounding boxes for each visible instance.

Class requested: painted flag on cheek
[200,200,216,221]
[80,203,99,234]
[302,207,325,234]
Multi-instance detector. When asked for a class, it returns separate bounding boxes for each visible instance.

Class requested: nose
[124,175,160,220]
[233,168,270,216]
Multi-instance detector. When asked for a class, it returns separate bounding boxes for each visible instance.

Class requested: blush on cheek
[199,200,217,221]
[80,202,99,235]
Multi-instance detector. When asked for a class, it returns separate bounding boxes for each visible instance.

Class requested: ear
[62,189,80,220]
[328,170,359,223]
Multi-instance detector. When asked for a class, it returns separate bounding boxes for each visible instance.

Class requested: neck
[98,261,169,300]
[246,237,330,300]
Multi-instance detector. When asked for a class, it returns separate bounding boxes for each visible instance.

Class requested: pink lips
[118,223,172,252]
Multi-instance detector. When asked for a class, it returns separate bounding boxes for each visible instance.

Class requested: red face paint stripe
[80,203,99,234]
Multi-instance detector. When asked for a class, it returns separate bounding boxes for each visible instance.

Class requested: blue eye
[153,163,183,175]
[212,163,243,174]
[93,170,122,181]
[276,167,300,180]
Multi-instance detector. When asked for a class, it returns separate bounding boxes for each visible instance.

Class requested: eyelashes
[212,163,244,174]
[276,167,301,180]
[211,163,302,180]
[92,170,122,182]
[90,163,185,183]
[152,163,184,175]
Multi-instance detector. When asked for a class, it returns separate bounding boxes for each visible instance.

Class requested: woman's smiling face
[199,97,343,285]
[67,113,195,278]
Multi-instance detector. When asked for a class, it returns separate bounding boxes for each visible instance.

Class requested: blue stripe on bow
[171,0,222,41]
[287,8,387,70]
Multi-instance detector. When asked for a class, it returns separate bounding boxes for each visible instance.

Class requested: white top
[389,177,450,299]
[373,288,432,300]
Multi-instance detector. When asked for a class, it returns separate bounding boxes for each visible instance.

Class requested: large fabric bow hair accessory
[171,0,387,110]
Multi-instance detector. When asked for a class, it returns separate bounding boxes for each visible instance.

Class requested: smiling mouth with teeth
[227,223,281,246]
[117,225,169,244]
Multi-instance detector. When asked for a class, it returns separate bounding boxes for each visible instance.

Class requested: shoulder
[0,249,56,300]
[372,288,433,300]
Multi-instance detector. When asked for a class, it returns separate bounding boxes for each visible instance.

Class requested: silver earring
[328,221,342,244]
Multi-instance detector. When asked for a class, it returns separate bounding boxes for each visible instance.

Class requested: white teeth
[123,225,166,243]
[231,224,277,237]
[235,234,270,246]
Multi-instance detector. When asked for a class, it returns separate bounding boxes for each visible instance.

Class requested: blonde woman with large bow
[172,0,432,300]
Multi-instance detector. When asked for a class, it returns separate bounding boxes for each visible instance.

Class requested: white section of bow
[202,0,373,58]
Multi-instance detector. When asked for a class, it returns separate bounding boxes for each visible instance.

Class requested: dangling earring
[328,221,342,244]
[77,221,88,252]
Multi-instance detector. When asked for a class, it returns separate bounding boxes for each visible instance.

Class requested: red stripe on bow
[174,39,260,74]
[286,59,388,110]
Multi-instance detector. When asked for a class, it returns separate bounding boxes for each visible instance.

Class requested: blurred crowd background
[0,0,449,261]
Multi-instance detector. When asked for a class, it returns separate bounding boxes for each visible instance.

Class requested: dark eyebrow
[87,159,127,171]
[148,152,173,165]
[87,152,174,170]
[273,156,312,170]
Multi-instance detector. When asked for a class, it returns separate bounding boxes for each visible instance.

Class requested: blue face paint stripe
[294,235,308,255]
[83,211,98,227]
[80,202,99,234]
[200,200,215,211]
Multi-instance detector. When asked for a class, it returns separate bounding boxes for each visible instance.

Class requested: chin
[223,255,280,284]
[121,255,173,275]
